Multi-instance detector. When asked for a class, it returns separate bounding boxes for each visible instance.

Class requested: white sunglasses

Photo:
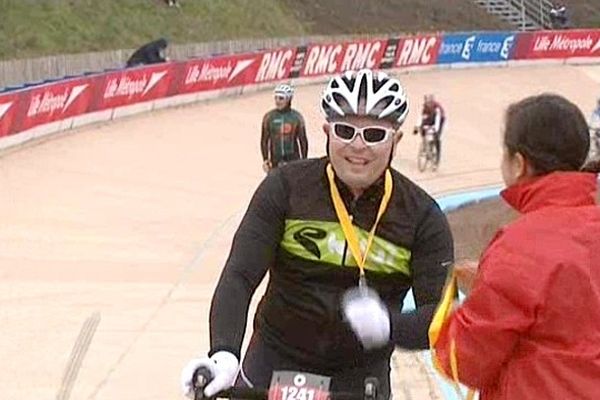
[330,122,393,146]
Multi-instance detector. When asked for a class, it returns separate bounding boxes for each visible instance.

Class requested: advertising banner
[0,92,20,137]
[16,77,94,132]
[512,29,600,60]
[292,39,387,78]
[93,64,174,110]
[393,34,442,67]
[176,48,299,92]
[437,32,516,64]
[2,29,598,143]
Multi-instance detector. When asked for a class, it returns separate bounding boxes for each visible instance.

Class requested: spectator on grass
[126,38,169,68]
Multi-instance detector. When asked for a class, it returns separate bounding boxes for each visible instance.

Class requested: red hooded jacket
[434,172,600,399]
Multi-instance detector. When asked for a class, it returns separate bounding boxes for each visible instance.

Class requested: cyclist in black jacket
[181,69,454,399]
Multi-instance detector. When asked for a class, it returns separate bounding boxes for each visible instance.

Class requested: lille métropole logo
[142,71,168,96]
[229,59,255,82]
[62,84,88,112]
[592,39,600,53]
[27,84,88,117]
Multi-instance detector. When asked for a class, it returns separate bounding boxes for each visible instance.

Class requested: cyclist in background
[413,94,445,166]
[261,84,308,173]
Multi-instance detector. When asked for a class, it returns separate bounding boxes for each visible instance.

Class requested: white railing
[475,0,544,30]
[508,0,555,29]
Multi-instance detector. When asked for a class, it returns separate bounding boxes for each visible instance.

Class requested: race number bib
[268,371,331,400]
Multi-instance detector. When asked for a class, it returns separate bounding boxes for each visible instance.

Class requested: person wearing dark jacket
[433,94,600,400]
[550,2,570,29]
[260,84,308,173]
[181,69,454,400]
[126,38,169,68]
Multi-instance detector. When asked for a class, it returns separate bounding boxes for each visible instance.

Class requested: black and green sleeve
[260,111,272,162]
[209,170,287,358]
[390,202,454,350]
[295,111,308,159]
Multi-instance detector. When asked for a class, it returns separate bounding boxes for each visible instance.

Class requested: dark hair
[157,38,168,49]
[503,94,599,174]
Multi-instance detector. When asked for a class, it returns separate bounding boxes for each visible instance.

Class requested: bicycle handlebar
[206,387,266,400]
[205,387,374,400]
[193,368,381,400]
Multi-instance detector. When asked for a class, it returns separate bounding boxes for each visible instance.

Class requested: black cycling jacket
[260,107,308,166]
[209,157,453,372]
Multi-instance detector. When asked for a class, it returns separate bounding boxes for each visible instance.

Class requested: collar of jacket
[501,171,597,214]
[275,105,292,113]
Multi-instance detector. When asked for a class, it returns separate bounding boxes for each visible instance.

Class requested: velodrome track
[1,64,599,400]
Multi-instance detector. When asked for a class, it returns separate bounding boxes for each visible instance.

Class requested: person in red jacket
[433,94,600,400]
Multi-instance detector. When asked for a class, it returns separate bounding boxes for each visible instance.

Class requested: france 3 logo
[438,33,516,63]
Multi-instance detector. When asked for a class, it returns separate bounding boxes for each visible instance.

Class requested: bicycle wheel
[417,143,427,172]
[430,144,439,172]
[594,138,600,158]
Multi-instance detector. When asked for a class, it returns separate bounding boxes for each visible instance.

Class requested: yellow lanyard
[326,163,393,280]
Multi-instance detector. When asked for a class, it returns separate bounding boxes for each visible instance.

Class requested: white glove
[342,286,391,350]
[180,351,239,398]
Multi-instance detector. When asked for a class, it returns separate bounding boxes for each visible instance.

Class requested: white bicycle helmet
[321,69,409,127]
[274,83,294,99]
